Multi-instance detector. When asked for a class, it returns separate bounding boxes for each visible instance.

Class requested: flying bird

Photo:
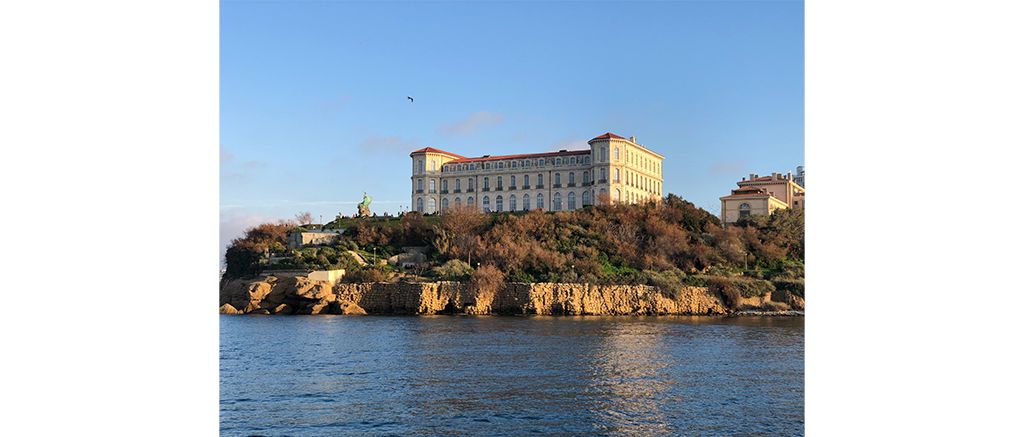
[407,96,414,103]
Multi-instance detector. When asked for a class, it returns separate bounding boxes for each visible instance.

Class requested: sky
[221,0,804,254]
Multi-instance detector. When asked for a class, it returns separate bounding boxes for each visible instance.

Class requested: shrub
[644,268,686,293]
[433,259,473,281]
[706,276,776,310]
[342,266,389,283]
[772,278,805,297]
[469,264,505,295]
[708,277,743,310]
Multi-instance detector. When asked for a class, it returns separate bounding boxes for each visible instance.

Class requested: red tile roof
[447,149,590,164]
[733,186,766,193]
[720,193,772,200]
[409,147,465,158]
[589,132,626,141]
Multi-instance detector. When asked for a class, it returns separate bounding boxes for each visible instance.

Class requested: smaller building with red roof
[720,171,805,223]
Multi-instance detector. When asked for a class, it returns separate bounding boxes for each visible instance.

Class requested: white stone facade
[409,133,665,214]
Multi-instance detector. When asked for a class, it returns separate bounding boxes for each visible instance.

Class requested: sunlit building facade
[410,132,665,213]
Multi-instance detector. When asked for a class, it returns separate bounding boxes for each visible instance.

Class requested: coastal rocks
[219,278,275,313]
[220,277,796,316]
[521,283,727,315]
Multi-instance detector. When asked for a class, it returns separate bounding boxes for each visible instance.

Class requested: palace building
[719,171,805,223]
[409,132,664,214]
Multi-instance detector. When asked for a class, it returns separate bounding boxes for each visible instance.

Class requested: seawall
[220,277,804,316]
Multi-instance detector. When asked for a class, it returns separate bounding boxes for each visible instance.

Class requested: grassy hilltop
[224,194,804,303]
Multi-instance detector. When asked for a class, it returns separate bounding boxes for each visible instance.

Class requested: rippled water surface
[221,315,803,436]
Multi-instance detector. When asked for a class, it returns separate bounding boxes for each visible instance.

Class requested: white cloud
[358,135,419,154]
[548,137,589,151]
[711,160,748,176]
[220,146,233,165]
[438,111,505,136]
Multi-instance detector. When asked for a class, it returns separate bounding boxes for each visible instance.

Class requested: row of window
[417,171,600,193]
[416,146,661,177]
[612,146,661,175]
[442,155,591,173]
[417,170,660,194]
[415,186,658,214]
[415,191,594,213]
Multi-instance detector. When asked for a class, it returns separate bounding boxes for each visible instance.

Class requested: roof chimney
[629,136,636,143]
[749,173,756,180]
[787,171,793,180]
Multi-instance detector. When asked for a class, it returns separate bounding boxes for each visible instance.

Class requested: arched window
[614,147,619,161]
[615,189,621,203]
[523,174,530,187]
[537,193,544,210]
[428,198,436,213]
[441,198,449,210]
[553,192,562,211]
[568,192,576,210]
[601,147,607,162]
[455,179,461,191]
[538,173,544,187]
[570,157,577,165]
[600,168,606,182]
[496,195,504,212]
[455,197,462,207]
[523,194,530,210]
[555,158,562,166]
[569,172,575,185]
[509,195,517,211]
[554,173,561,186]
[582,190,591,206]
[614,168,620,182]
[510,175,516,188]
[417,179,424,191]
[429,179,436,193]
[583,171,590,184]
[483,196,491,212]
[483,177,490,190]
[442,179,448,192]
[418,160,424,174]
[468,196,475,206]
[497,176,503,189]
[416,197,424,212]
[468,178,475,190]
[539,158,545,166]
[739,203,751,218]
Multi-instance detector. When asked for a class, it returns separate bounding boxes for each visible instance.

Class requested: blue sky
[221,0,804,252]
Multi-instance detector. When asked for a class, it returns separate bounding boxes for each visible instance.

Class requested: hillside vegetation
[224,194,804,298]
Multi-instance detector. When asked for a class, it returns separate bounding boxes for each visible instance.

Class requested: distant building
[408,132,665,214]
[287,229,345,249]
[720,172,805,223]
[794,165,805,188]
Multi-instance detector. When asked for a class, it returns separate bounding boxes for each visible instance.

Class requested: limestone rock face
[221,278,797,316]
[219,279,276,313]
[521,283,727,315]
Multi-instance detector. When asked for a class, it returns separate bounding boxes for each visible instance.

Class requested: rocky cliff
[220,277,803,316]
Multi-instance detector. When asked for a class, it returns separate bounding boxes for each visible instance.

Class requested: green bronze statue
[357,192,373,217]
